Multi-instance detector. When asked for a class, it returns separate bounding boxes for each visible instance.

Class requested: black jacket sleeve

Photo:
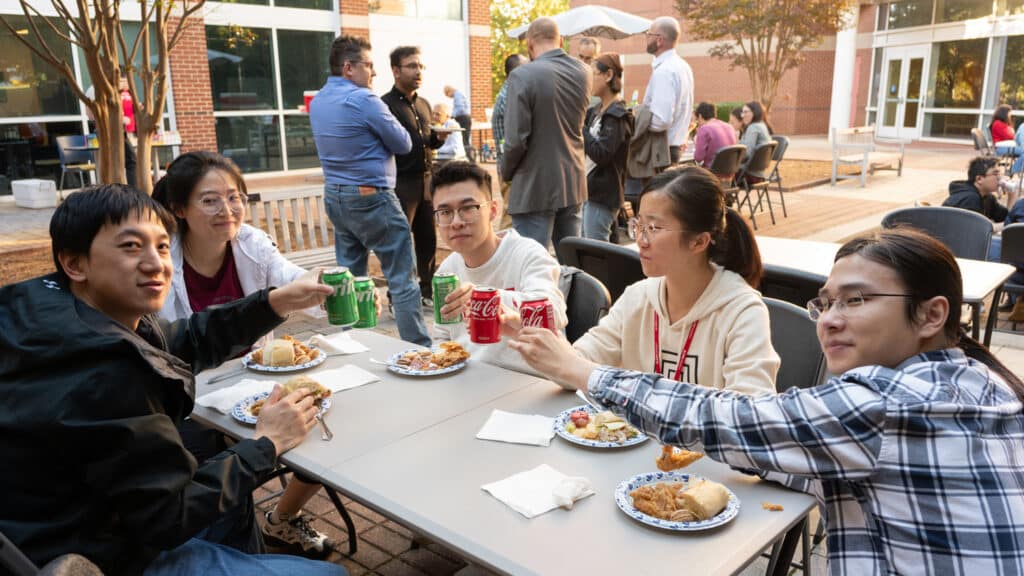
[984,194,1009,223]
[585,111,627,167]
[161,289,284,374]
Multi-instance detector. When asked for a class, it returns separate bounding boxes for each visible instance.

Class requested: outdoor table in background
[191,330,815,576]
[68,134,180,184]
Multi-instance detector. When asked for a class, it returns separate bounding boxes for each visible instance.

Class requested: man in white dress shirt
[643,16,694,164]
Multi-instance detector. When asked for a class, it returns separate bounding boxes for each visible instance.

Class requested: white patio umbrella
[506,5,652,41]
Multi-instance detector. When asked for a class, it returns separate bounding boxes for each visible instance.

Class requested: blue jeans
[323,184,430,346]
[511,204,582,255]
[145,538,345,576]
[582,202,615,241]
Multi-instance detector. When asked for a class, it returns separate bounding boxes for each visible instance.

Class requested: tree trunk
[134,114,154,193]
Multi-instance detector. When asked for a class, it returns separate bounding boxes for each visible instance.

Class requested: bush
[716,102,745,122]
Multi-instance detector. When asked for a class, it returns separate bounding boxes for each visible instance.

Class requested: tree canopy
[490,0,569,99]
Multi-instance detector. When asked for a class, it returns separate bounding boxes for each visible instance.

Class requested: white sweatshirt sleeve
[720,300,780,394]
[501,243,567,329]
[572,281,644,367]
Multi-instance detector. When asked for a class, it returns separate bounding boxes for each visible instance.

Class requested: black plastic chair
[881,206,993,261]
[769,135,790,218]
[0,531,104,576]
[736,141,778,229]
[561,266,612,342]
[707,144,746,207]
[55,135,96,192]
[765,297,826,391]
[972,128,995,157]
[556,236,644,303]
[999,223,1024,331]
[760,264,825,310]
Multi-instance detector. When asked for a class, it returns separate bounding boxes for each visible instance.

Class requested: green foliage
[490,0,569,100]
[674,0,855,112]
[716,101,744,122]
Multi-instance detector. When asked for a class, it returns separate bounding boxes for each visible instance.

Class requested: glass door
[877,45,928,139]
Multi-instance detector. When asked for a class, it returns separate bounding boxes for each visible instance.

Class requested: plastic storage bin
[12,179,58,209]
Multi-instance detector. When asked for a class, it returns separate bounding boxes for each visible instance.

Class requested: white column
[829,9,859,141]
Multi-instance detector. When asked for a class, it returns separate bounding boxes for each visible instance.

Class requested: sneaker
[262,511,334,558]
[421,296,434,310]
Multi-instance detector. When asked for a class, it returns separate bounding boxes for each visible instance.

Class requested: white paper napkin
[314,365,381,393]
[309,331,369,355]
[475,409,555,447]
[195,378,276,414]
[481,464,595,518]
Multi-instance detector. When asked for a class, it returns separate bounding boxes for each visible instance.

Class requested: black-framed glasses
[627,217,684,243]
[400,63,426,71]
[195,192,247,216]
[806,291,914,321]
[433,202,488,226]
[348,60,374,71]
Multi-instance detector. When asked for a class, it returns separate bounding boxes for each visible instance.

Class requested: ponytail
[710,208,763,288]
[958,331,1024,401]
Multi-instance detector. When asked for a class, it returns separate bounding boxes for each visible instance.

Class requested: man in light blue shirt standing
[310,35,430,346]
[445,85,474,161]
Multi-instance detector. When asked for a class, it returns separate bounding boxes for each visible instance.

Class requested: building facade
[580,0,1024,143]
[0,0,490,194]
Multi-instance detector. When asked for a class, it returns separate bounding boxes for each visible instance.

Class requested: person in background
[430,161,566,375]
[582,53,633,242]
[738,100,773,184]
[153,151,350,559]
[642,16,693,163]
[382,46,447,306]
[511,227,1024,576]
[692,101,736,168]
[492,53,528,224]
[501,17,590,254]
[309,34,431,347]
[1002,196,1024,321]
[444,85,474,162]
[728,106,744,140]
[990,104,1015,145]
[433,103,466,162]
[990,104,1024,176]
[576,36,601,65]
[0,184,343,576]
[511,166,779,394]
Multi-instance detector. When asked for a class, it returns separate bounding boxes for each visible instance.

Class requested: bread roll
[281,375,331,400]
[266,339,295,366]
[674,479,730,521]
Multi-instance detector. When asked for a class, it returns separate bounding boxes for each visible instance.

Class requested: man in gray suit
[500,17,589,254]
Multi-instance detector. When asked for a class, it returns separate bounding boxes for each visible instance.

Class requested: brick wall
[168,15,216,152]
[467,0,490,122]
[340,0,369,37]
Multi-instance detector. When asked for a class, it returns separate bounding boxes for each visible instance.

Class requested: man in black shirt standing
[382,46,447,304]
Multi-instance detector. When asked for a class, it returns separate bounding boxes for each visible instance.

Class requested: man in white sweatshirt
[431,161,567,374]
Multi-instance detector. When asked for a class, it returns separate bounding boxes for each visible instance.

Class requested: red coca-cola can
[519,297,555,332]
[468,286,501,344]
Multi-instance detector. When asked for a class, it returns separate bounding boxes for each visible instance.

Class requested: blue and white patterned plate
[242,346,326,373]
[614,472,740,531]
[386,348,467,377]
[230,391,332,425]
[553,405,648,449]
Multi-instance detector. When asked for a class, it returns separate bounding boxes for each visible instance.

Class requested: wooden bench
[831,126,906,187]
[247,187,337,270]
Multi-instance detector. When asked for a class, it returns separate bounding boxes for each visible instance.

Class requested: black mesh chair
[769,135,790,218]
[557,237,644,302]
[707,144,746,207]
[881,206,993,261]
[55,135,96,192]
[999,223,1024,331]
[736,141,778,229]
[560,266,612,342]
[760,264,825,309]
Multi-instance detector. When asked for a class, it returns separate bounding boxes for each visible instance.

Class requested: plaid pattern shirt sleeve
[492,85,508,161]
[587,349,1024,576]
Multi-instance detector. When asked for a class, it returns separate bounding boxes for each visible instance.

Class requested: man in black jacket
[943,156,1018,224]
[0,185,345,576]
[382,46,447,304]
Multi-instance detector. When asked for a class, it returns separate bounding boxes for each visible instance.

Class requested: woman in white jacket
[516,165,779,394]
[153,151,335,559]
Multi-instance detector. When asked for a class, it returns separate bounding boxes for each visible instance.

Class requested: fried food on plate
[629,478,730,522]
[656,445,704,471]
[395,341,470,371]
[249,375,330,418]
[251,335,319,366]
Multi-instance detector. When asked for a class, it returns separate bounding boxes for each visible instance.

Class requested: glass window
[276,0,331,8]
[207,25,277,111]
[999,0,1024,15]
[284,115,318,169]
[0,17,78,117]
[370,0,416,16]
[887,1,933,29]
[868,47,884,110]
[929,38,988,108]
[419,0,462,20]
[876,4,889,31]
[1001,36,1024,109]
[216,116,282,172]
[936,0,992,22]
[0,121,82,194]
[213,0,268,5]
[277,30,333,110]
[923,112,977,139]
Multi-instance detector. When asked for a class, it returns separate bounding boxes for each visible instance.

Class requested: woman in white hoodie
[563,165,779,394]
[152,151,336,559]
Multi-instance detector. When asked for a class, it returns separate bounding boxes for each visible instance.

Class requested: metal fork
[314,400,333,441]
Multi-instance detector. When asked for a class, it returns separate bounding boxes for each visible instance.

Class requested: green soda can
[353,276,377,328]
[432,272,461,325]
[322,267,358,326]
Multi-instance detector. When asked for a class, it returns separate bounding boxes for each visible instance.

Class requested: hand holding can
[468,287,501,344]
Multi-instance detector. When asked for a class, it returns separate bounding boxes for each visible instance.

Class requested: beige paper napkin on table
[195,378,276,414]
[481,464,596,518]
[309,331,369,355]
[314,365,381,393]
[475,409,555,447]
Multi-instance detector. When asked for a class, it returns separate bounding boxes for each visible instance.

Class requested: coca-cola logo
[467,294,500,318]
[520,306,549,328]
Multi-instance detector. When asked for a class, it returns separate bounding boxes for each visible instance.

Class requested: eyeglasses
[434,203,487,226]
[195,192,247,216]
[348,60,374,71]
[645,32,664,38]
[400,63,426,71]
[628,218,684,243]
[985,170,1002,178]
[806,291,914,321]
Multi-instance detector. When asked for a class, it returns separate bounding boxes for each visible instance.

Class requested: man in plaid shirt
[511,228,1024,575]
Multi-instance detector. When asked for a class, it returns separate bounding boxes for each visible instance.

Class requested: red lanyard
[653,312,699,381]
